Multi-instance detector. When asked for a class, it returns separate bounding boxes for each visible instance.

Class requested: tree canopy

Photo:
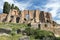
[24,28,55,40]
[3,2,19,14]
[3,2,11,14]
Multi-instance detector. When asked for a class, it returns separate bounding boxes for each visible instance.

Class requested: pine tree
[3,2,20,14]
[3,2,11,14]
[14,6,19,11]
[11,4,14,9]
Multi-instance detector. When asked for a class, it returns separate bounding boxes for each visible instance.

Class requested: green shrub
[25,28,55,40]
[56,37,60,40]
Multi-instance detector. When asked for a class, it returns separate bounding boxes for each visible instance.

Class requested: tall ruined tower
[35,10,40,23]
[20,10,29,23]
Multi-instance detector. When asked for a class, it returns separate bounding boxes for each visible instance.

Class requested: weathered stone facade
[6,9,20,23]
[0,13,7,22]
[0,9,60,37]
[0,9,52,23]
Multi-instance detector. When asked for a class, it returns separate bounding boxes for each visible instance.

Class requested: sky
[0,0,60,24]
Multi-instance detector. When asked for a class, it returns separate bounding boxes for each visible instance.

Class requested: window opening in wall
[11,16,14,18]
[47,20,49,23]
[45,24,47,27]
[38,24,40,29]
[25,14,30,21]
[16,17,20,23]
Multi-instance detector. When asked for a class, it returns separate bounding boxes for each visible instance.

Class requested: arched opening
[16,17,20,23]
[9,16,14,22]
[46,20,49,23]
[38,24,40,29]
[11,16,14,18]
[25,14,30,21]
[17,29,21,34]
[45,24,47,27]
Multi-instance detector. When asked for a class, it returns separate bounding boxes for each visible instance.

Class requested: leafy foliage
[14,6,19,11]
[3,2,19,14]
[0,23,28,30]
[3,2,11,14]
[0,23,28,40]
[0,23,59,40]
[25,28,55,40]
[11,4,14,9]
[56,37,60,40]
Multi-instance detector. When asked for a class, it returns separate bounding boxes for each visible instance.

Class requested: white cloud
[44,0,60,17]
[0,0,4,9]
[56,20,60,24]
[0,0,14,9]
[0,0,32,11]
[34,0,60,18]
[14,1,32,10]
[56,13,60,18]
[3,0,14,4]
[42,0,60,24]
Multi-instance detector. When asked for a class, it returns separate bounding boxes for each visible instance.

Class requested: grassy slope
[0,23,27,40]
[0,23,28,29]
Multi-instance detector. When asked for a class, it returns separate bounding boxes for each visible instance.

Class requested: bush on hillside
[25,28,55,40]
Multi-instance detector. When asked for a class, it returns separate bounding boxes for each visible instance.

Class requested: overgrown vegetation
[0,23,28,29]
[0,23,60,40]
[0,35,11,40]
[24,27,55,40]
[0,23,27,40]
[3,2,19,14]
[3,2,11,14]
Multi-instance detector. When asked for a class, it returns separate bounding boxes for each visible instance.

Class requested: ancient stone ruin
[0,9,60,37]
[0,9,52,23]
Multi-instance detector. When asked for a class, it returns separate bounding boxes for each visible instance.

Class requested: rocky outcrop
[19,36,30,40]
[0,28,12,34]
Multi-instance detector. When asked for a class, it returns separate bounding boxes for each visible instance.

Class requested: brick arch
[16,17,20,23]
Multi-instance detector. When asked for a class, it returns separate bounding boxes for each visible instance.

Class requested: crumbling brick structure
[6,9,20,23]
[0,13,7,22]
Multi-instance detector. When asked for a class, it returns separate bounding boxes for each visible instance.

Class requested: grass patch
[0,35,11,40]
[0,22,28,30]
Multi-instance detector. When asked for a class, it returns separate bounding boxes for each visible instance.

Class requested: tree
[11,4,14,9]
[25,28,55,40]
[3,2,11,14]
[19,10,21,15]
[14,6,19,11]
[3,2,20,14]
[25,27,35,36]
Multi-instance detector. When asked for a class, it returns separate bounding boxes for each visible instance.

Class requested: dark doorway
[38,24,40,29]
[17,29,21,34]
[9,16,14,22]
[16,17,20,23]
[47,20,49,23]
[11,16,14,18]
